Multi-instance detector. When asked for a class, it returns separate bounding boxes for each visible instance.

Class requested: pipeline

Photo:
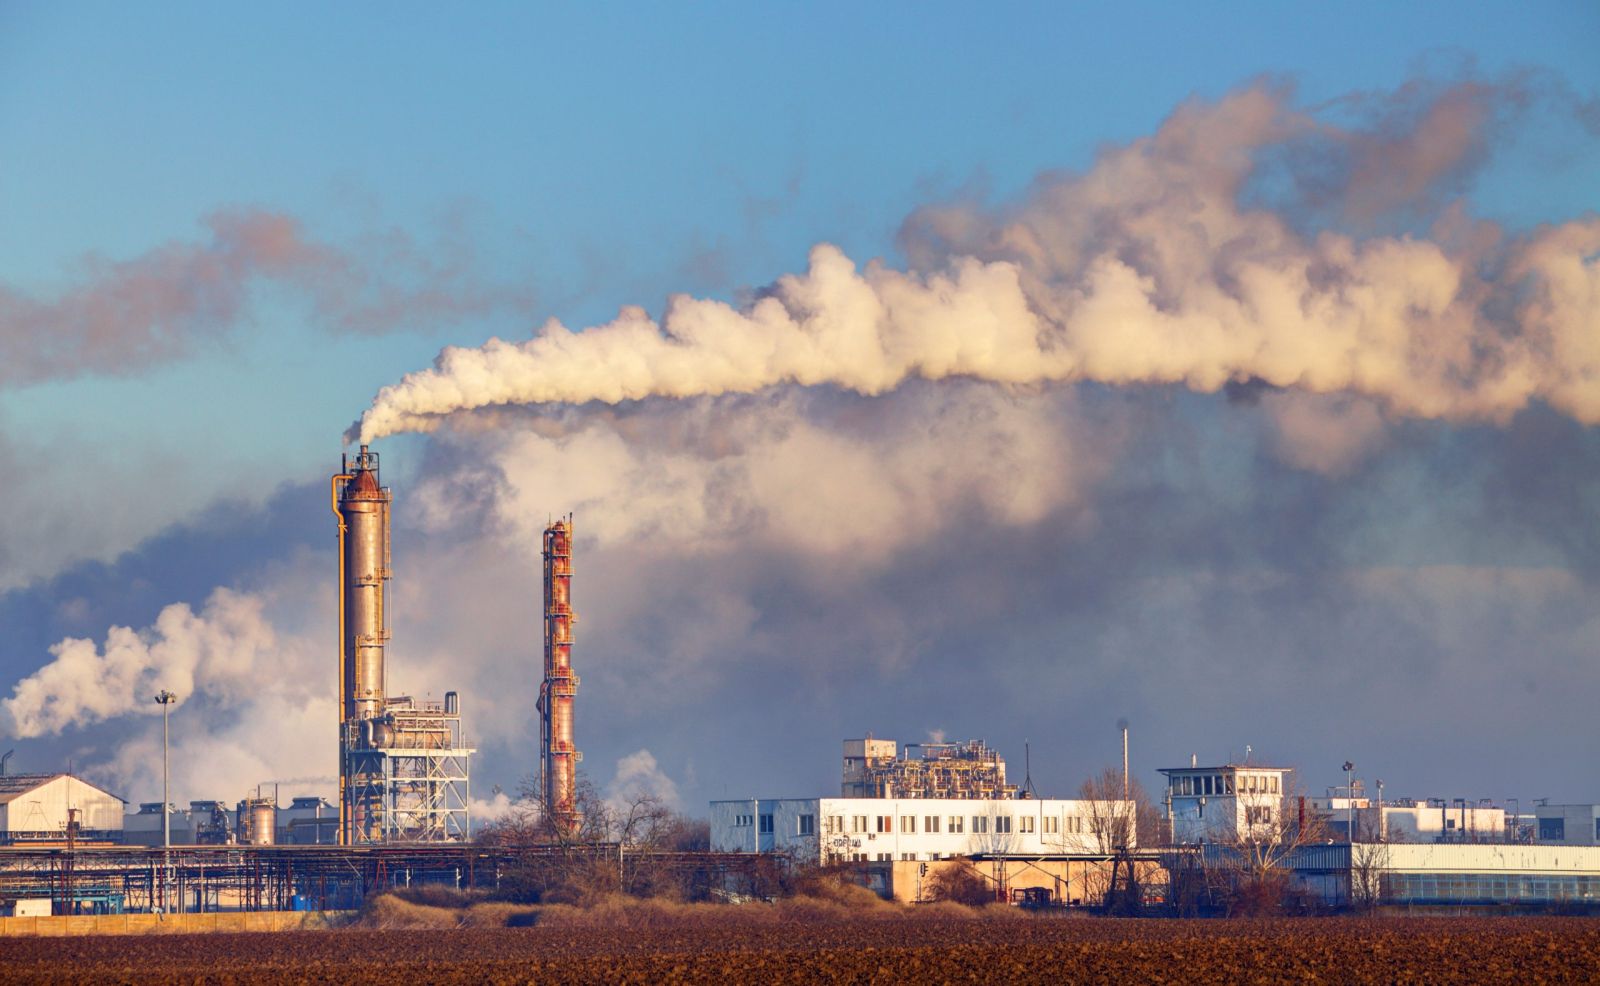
[330,472,352,846]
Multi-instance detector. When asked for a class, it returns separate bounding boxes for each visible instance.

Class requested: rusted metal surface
[540,518,581,834]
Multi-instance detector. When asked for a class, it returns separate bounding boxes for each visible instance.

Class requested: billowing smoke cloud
[606,749,682,812]
[0,209,531,389]
[0,549,338,800]
[6,72,1598,810]
[354,77,1600,445]
[2,587,281,737]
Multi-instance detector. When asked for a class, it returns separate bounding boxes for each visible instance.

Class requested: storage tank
[236,798,277,846]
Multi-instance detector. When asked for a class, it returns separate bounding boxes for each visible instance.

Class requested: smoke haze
[0,209,531,389]
[3,72,1598,811]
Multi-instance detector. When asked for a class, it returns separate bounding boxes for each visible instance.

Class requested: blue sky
[2,3,1598,813]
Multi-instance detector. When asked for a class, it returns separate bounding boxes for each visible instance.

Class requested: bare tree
[474,772,629,903]
[960,802,1018,900]
[923,859,994,906]
[1199,774,1328,915]
[1348,811,1390,913]
[1069,767,1151,913]
[966,802,1018,856]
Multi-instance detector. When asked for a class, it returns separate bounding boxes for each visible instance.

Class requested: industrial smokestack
[538,516,581,835]
[334,444,392,844]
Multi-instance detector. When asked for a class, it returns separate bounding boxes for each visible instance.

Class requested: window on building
[852,815,868,833]
[1540,818,1566,841]
[1245,805,1272,825]
[759,814,774,834]
[996,816,1013,834]
[900,815,916,833]
[1224,775,1235,795]
[1043,816,1059,834]
[1271,776,1279,794]
[1203,776,1213,796]
[826,815,843,835]
[1181,777,1192,796]
[973,816,989,834]
[877,815,892,833]
[901,853,915,861]
[1019,816,1035,834]
[878,853,891,861]
[949,816,964,833]
[798,815,816,836]
[925,816,940,833]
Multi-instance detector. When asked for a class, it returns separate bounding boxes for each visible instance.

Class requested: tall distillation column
[334,445,391,843]
[538,517,581,834]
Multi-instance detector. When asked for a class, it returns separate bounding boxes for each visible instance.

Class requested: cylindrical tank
[237,798,277,846]
[340,446,390,722]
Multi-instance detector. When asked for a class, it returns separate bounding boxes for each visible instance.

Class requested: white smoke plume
[353,79,1600,445]
[606,749,682,812]
[2,588,281,738]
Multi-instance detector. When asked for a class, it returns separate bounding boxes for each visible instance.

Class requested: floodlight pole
[155,691,176,849]
[155,690,176,915]
[1342,761,1355,842]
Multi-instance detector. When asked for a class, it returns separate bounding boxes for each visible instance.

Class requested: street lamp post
[1342,761,1355,842]
[154,690,175,916]
[154,691,176,848]
[1376,779,1384,842]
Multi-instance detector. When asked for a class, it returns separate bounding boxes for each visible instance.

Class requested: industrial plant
[3,447,1600,921]
[334,446,474,844]
[842,737,1015,800]
[0,445,658,919]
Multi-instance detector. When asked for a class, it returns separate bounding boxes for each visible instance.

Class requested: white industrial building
[1287,842,1600,906]
[1160,762,1293,844]
[1308,797,1512,843]
[710,796,1137,862]
[1534,804,1600,846]
[0,774,124,843]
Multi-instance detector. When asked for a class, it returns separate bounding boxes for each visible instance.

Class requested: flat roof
[1159,764,1293,774]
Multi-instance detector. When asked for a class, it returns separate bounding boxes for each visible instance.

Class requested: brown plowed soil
[4,915,1599,984]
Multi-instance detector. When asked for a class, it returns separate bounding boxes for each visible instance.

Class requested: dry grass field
[4,913,1600,984]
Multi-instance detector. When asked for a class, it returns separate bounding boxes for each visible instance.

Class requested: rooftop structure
[842,738,1015,800]
[1159,762,1293,844]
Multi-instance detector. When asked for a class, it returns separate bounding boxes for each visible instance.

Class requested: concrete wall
[1381,843,1600,873]
[0,909,351,937]
[886,857,1166,905]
